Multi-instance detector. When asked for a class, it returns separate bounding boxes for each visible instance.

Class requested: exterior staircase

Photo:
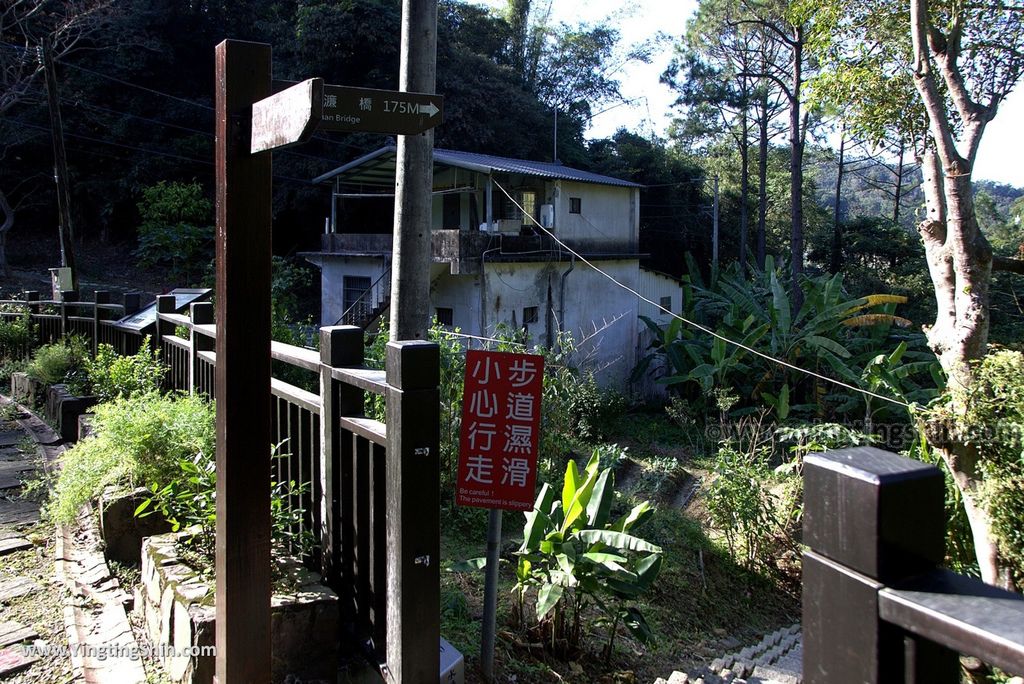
[337,267,391,329]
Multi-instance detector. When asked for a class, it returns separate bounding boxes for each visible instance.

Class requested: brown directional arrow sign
[251,81,443,153]
[320,84,443,136]
[251,78,323,153]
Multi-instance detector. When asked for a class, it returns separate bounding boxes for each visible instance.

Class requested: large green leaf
[578,529,662,554]
[805,335,852,359]
[521,492,554,552]
[586,467,614,528]
[536,583,564,620]
[562,460,580,516]
[612,501,654,533]
[581,552,628,565]
[770,269,791,334]
[562,464,599,533]
[621,606,654,644]
[635,553,663,589]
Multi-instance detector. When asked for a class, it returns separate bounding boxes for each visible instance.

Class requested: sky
[472,0,1023,188]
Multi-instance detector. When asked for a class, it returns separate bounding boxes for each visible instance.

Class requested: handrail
[803,447,1024,682]
[334,265,391,326]
[879,569,1024,675]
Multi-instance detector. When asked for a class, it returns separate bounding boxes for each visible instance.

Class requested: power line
[5,118,314,186]
[492,178,912,409]
[60,61,216,111]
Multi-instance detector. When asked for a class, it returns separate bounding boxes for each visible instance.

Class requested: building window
[523,306,539,325]
[660,296,672,312]
[343,276,372,314]
[569,197,582,214]
[436,307,454,326]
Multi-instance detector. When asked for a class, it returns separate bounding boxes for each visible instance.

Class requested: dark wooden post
[318,326,363,589]
[23,290,39,315]
[153,294,176,352]
[213,39,273,684]
[189,302,214,395]
[385,340,440,683]
[59,289,77,337]
[803,446,957,683]
[123,292,141,316]
[93,290,110,355]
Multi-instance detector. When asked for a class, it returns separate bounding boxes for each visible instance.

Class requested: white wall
[551,181,636,246]
[319,256,388,325]
[460,258,640,388]
[638,268,682,322]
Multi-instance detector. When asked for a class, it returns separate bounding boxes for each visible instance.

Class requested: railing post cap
[190,301,214,325]
[319,325,363,366]
[804,446,946,581]
[156,294,177,313]
[386,340,439,390]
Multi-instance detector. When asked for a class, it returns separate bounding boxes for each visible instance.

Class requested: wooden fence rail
[803,447,1024,682]
[3,289,440,680]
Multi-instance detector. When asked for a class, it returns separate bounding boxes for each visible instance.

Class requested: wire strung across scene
[490,179,912,409]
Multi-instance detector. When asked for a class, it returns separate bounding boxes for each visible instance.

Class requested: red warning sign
[456,350,544,511]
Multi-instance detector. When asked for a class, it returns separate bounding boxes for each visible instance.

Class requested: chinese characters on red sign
[456,350,545,511]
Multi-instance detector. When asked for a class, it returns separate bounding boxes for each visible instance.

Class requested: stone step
[654,624,803,684]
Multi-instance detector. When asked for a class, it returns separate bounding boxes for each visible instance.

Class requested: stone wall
[137,531,339,683]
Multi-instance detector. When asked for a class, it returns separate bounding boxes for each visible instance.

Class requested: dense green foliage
[515,451,662,661]
[635,258,941,429]
[134,181,213,285]
[26,336,89,386]
[930,351,1024,586]
[86,338,165,403]
[50,392,215,524]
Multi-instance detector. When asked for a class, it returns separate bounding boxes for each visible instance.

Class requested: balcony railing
[321,230,639,272]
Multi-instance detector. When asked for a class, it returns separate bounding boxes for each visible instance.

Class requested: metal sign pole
[481,508,502,681]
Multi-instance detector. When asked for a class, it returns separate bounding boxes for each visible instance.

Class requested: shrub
[515,450,662,662]
[50,392,215,523]
[87,337,165,402]
[0,313,35,361]
[26,335,89,386]
[930,350,1024,585]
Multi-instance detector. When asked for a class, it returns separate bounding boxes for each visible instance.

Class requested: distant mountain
[808,149,1022,229]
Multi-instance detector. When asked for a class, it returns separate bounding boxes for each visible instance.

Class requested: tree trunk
[757,92,769,271]
[910,0,1010,585]
[739,101,750,278]
[831,126,846,274]
[0,188,11,278]
[789,29,804,311]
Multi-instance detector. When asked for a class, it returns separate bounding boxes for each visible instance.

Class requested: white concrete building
[302,146,680,389]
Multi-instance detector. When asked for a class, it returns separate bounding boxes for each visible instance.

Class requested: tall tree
[0,0,114,278]
[807,0,1024,587]
[735,0,815,309]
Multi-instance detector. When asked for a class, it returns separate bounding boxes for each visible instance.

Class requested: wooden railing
[3,289,441,680]
[0,289,143,354]
[803,447,1024,682]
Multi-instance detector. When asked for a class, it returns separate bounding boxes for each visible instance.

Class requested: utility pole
[389,0,438,341]
[41,39,78,292]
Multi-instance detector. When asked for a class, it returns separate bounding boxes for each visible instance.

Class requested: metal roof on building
[312,145,643,188]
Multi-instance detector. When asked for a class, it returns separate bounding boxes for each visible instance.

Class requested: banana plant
[515,450,663,662]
